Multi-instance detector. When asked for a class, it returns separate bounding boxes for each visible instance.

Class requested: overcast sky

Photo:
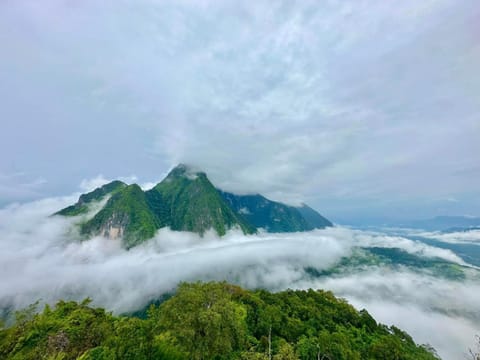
[1,0,479,222]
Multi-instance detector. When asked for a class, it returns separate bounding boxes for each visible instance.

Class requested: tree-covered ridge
[54,164,332,247]
[150,165,256,236]
[220,191,332,232]
[0,282,440,360]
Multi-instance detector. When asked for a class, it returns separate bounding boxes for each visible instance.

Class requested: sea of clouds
[0,195,479,360]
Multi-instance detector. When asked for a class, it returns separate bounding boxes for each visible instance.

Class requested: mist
[0,195,479,360]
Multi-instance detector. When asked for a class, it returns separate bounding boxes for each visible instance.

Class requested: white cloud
[319,226,467,265]
[305,269,480,360]
[0,173,47,204]
[0,0,479,218]
[421,229,480,245]
[347,298,478,360]
[80,174,156,192]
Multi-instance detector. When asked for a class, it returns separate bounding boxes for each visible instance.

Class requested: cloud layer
[0,195,479,359]
[1,0,479,219]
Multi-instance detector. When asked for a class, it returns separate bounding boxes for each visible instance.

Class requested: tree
[153,282,247,359]
[369,335,402,360]
[273,342,298,360]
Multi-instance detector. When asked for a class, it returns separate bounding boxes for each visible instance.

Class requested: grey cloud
[0,0,479,220]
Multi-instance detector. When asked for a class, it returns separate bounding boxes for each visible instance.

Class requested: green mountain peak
[55,164,332,248]
[150,165,256,236]
[164,163,203,180]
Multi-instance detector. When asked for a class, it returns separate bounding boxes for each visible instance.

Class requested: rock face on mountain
[56,164,332,248]
[80,184,161,248]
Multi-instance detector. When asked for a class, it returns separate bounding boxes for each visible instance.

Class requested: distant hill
[402,216,480,231]
[220,191,332,232]
[55,164,332,247]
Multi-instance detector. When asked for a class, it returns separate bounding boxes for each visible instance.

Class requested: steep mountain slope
[55,164,333,247]
[220,191,332,232]
[81,184,160,248]
[148,165,256,236]
[55,180,126,216]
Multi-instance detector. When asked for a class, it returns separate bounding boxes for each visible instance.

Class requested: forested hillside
[55,164,331,247]
[0,282,439,360]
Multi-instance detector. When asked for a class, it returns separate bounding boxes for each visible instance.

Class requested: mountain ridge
[56,164,332,247]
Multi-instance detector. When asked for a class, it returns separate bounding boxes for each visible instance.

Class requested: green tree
[112,317,152,360]
[273,342,298,360]
[153,282,247,359]
[369,335,402,360]
[239,351,269,360]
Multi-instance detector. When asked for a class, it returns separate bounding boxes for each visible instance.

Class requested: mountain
[56,164,332,247]
[146,165,256,236]
[402,215,480,231]
[220,191,332,232]
[296,203,333,228]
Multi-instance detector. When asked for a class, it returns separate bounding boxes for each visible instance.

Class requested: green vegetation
[81,184,161,249]
[220,192,324,232]
[0,282,440,360]
[78,165,257,248]
[150,165,256,236]
[56,164,331,247]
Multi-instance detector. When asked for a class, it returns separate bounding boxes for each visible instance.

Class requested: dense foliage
[81,184,161,248]
[219,192,332,232]
[0,282,440,360]
[150,166,256,236]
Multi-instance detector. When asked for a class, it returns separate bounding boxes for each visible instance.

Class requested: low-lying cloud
[420,229,480,245]
[0,196,478,360]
